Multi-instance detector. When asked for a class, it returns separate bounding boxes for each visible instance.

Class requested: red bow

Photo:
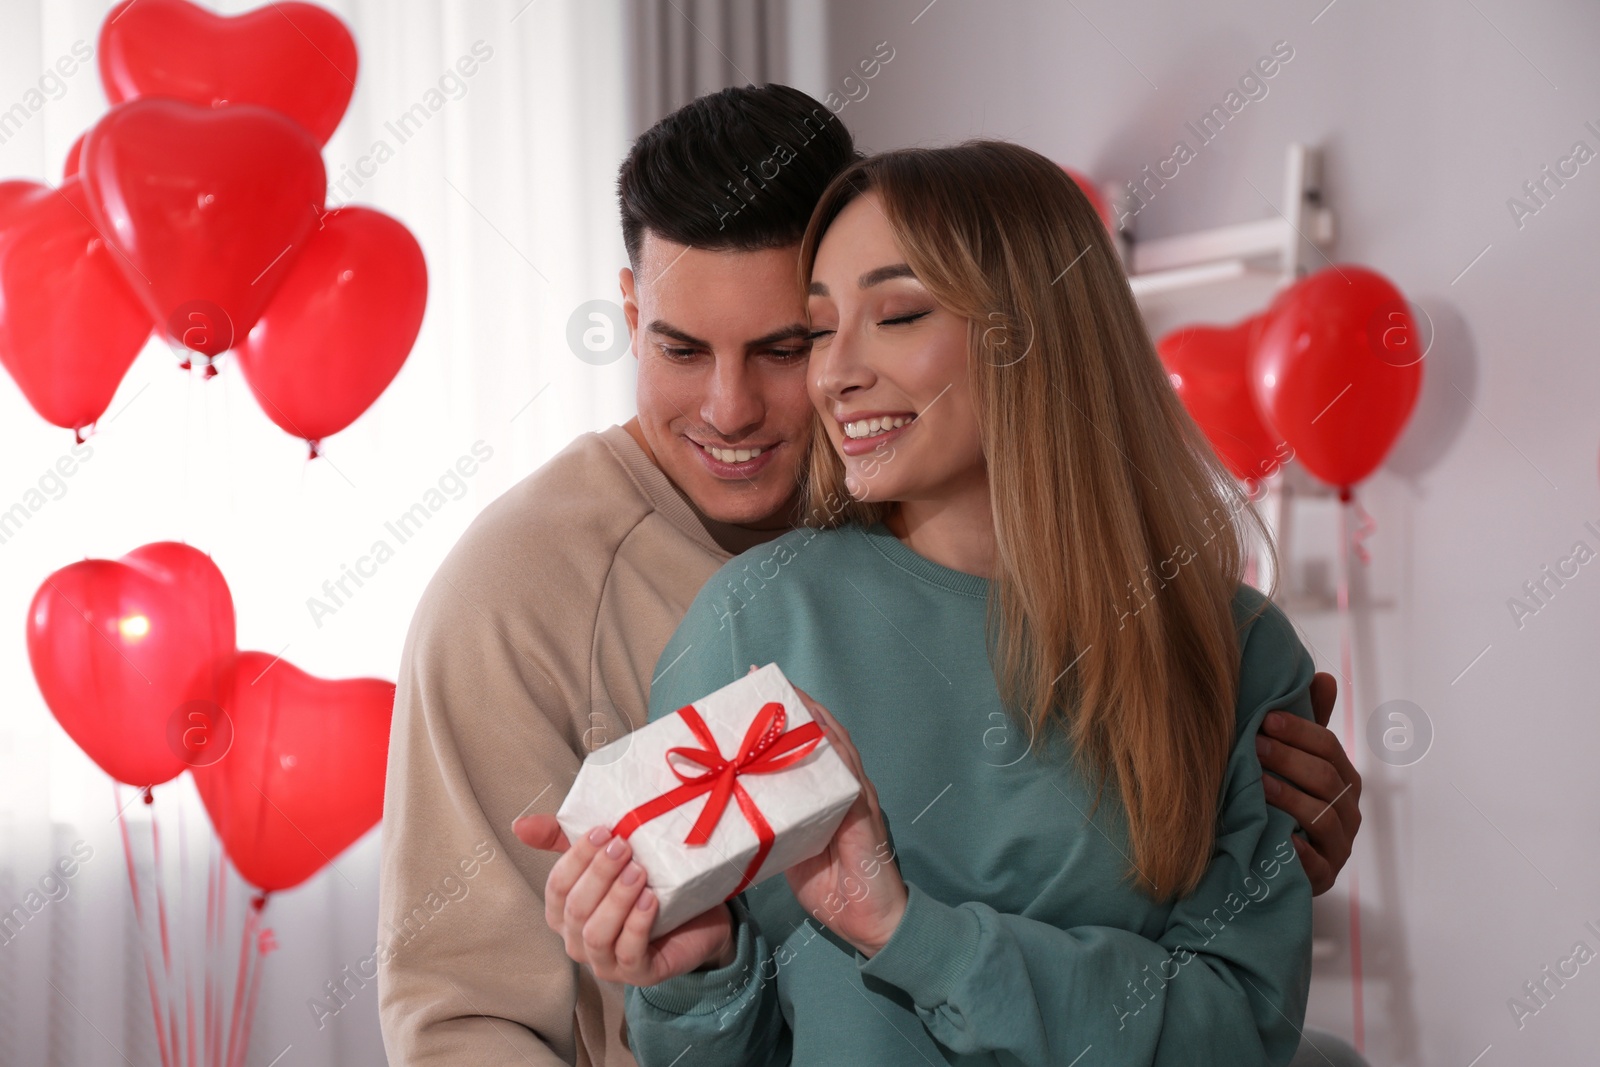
[613,701,823,898]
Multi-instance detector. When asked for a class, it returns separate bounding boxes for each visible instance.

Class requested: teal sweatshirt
[624,520,1315,1066]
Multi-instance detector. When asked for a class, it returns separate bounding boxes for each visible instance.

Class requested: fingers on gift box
[556,662,860,938]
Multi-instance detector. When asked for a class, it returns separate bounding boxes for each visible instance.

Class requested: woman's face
[806,192,984,505]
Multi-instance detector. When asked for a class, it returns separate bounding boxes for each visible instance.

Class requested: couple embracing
[378,83,1364,1067]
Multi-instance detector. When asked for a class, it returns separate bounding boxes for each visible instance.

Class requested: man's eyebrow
[645,320,708,347]
[747,323,812,348]
[807,262,917,297]
[645,320,812,349]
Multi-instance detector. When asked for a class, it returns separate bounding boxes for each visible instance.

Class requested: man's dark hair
[617,84,860,271]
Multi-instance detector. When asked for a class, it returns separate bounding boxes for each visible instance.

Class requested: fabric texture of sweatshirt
[624,520,1316,1066]
[377,424,780,1066]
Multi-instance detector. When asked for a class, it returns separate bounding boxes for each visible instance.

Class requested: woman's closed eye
[806,309,932,343]
[879,309,932,327]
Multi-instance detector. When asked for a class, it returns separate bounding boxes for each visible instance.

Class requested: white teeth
[843,415,912,439]
[702,443,763,463]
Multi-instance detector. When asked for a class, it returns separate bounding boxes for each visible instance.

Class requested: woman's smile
[836,410,917,455]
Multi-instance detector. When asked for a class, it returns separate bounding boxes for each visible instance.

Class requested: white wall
[824,1,1600,1064]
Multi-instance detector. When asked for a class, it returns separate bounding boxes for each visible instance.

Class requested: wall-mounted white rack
[1102,142,1335,300]
[1099,143,1343,593]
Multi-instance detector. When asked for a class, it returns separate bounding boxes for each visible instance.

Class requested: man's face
[621,233,815,528]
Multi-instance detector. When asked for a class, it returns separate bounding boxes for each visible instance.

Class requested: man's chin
[688,485,796,529]
[673,466,798,529]
[665,440,800,529]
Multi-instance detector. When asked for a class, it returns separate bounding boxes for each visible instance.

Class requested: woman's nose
[812,323,871,401]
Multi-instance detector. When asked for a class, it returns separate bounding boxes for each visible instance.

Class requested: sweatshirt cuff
[857,882,980,1009]
[634,898,758,1016]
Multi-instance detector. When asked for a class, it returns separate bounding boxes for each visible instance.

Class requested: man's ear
[619,266,639,343]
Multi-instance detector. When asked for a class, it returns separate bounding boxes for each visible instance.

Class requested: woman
[547,141,1316,1065]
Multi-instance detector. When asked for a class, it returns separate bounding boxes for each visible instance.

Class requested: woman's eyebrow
[807,263,917,297]
[859,263,915,288]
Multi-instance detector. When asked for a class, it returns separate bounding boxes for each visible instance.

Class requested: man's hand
[513,814,571,853]
[1257,671,1362,896]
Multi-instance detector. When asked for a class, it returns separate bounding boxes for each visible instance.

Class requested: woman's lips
[838,415,914,457]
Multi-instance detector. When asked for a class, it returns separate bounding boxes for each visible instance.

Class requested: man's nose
[702,355,764,437]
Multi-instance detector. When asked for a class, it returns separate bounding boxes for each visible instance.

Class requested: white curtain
[629,0,794,128]
[0,2,634,1064]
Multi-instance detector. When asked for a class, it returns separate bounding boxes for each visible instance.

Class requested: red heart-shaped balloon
[62,134,84,181]
[0,179,153,433]
[80,97,326,358]
[99,0,358,146]
[193,651,393,892]
[1157,314,1287,486]
[1252,264,1423,490]
[27,542,237,787]
[1062,165,1114,232]
[236,207,428,447]
[0,179,38,224]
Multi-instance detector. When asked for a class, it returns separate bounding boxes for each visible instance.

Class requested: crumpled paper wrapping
[556,662,860,938]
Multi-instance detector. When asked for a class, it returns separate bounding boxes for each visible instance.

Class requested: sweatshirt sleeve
[623,895,792,1066]
[621,572,796,1065]
[377,553,611,1065]
[854,591,1317,1066]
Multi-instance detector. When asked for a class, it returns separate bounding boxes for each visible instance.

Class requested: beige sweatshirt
[377,423,782,1066]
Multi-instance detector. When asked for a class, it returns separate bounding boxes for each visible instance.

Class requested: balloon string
[222,912,252,1067]
[1347,491,1376,565]
[1336,497,1366,1054]
[180,804,195,1067]
[143,789,180,1067]
[115,785,173,1067]
[234,952,265,1067]
[184,360,194,538]
[204,839,216,1067]
[231,899,273,1067]
[213,845,228,1067]
[223,358,237,522]
[149,796,183,1066]
[223,898,260,1067]
[216,844,228,1062]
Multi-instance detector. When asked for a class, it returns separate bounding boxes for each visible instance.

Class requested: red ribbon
[613,701,823,898]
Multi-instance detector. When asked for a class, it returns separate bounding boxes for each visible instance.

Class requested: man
[376,83,1362,1066]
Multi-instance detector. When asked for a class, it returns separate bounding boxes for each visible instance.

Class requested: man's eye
[880,310,931,327]
[768,347,811,360]
[661,346,698,359]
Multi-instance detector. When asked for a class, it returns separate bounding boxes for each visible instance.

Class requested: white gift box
[556,662,860,939]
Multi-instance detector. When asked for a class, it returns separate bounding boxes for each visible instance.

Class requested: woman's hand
[782,675,908,958]
[539,821,736,984]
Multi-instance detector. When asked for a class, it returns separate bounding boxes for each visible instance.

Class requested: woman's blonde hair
[797,141,1276,900]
